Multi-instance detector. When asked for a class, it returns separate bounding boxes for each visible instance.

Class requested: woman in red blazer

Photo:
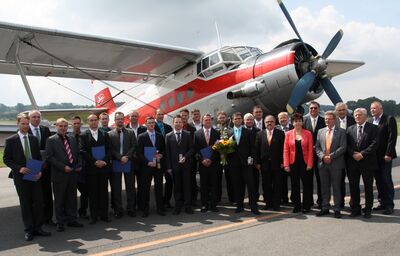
[283,113,314,213]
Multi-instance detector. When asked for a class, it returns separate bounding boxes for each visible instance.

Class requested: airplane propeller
[277,0,344,113]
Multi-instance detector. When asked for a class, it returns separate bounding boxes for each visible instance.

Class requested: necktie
[35,127,41,143]
[158,123,165,136]
[23,135,32,160]
[283,126,288,133]
[267,130,272,146]
[325,128,332,155]
[312,118,316,132]
[205,129,210,145]
[177,132,181,144]
[118,129,123,155]
[357,125,363,145]
[150,133,155,146]
[63,136,74,164]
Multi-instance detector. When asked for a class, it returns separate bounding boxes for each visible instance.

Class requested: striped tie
[63,136,73,164]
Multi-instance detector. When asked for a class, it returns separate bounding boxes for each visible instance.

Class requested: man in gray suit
[46,118,83,232]
[315,111,347,218]
[108,112,137,218]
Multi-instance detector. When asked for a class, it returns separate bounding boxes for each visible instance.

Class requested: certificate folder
[112,160,131,173]
[144,147,157,162]
[200,146,212,159]
[23,159,43,182]
[92,146,105,160]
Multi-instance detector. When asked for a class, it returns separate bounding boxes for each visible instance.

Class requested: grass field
[0,148,4,168]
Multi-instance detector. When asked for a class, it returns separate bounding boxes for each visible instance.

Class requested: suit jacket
[277,123,294,132]
[28,125,51,150]
[108,128,136,161]
[335,115,356,130]
[183,123,196,139]
[283,129,314,168]
[165,130,194,170]
[3,133,42,182]
[246,126,260,143]
[303,115,326,145]
[315,126,347,169]
[254,119,266,130]
[155,122,173,137]
[46,134,80,182]
[194,127,220,163]
[371,114,397,159]
[227,126,255,167]
[80,129,112,172]
[137,131,165,167]
[346,122,379,170]
[126,124,147,138]
[255,128,285,170]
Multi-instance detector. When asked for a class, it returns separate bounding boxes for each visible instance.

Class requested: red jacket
[283,129,314,168]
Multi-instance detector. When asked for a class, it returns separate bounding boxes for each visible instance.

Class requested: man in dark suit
[215,110,234,203]
[80,114,112,224]
[194,114,220,212]
[180,108,198,202]
[46,118,83,232]
[28,110,53,226]
[70,116,88,219]
[154,109,174,209]
[315,111,347,218]
[347,108,379,218]
[335,102,356,207]
[126,110,147,211]
[108,112,137,218]
[255,115,285,211]
[137,116,166,217]
[228,112,260,215]
[165,115,195,214]
[277,111,294,204]
[244,113,261,201]
[191,108,203,131]
[370,101,397,215]
[253,105,266,130]
[303,101,326,208]
[3,113,51,241]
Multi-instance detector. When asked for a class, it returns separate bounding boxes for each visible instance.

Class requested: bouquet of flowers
[212,127,235,166]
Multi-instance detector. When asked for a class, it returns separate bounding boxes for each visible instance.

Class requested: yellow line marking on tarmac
[91,184,400,256]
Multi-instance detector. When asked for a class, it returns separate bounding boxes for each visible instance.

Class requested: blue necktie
[150,133,155,146]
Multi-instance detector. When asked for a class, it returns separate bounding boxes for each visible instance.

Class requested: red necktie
[64,136,73,164]
[205,129,210,145]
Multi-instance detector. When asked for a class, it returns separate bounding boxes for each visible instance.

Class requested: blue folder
[144,147,157,162]
[200,146,212,159]
[92,146,105,160]
[23,159,43,182]
[112,160,131,173]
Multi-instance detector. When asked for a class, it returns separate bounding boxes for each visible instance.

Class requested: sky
[0,0,399,107]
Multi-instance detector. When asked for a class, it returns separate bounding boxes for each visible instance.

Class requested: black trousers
[281,170,292,203]
[199,164,219,208]
[77,181,88,215]
[310,155,322,206]
[229,160,257,208]
[217,165,234,202]
[190,159,199,201]
[14,178,44,233]
[290,160,313,210]
[164,171,173,205]
[53,175,78,224]
[87,170,109,220]
[141,167,164,212]
[261,160,282,209]
[253,166,260,200]
[172,165,192,208]
[348,166,374,211]
[41,165,53,222]
[111,171,136,213]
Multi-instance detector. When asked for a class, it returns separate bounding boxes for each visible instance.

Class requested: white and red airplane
[0,0,364,126]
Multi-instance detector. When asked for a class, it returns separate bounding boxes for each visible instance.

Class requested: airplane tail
[94,87,117,114]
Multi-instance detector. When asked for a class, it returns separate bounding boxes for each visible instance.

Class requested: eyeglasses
[309,107,318,110]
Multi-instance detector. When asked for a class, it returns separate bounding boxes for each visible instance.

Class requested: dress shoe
[25,232,34,241]
[185,207,194,215]
[334,211,342,218]
[373,204,385,211]
[302,208,310,213]
[34,228,51,236]
[263,205,271,210]
[251,208,261,215]
[315,209,330,217]
[56,224,65,232]
[200,206,208,213]
[157,210,166,216]
[45,219,56,226]
[292,207,301,213]
[210,206,219,212]
[100,217,112,222]
[127,210,136,217]
[114,212,123,219]
[350,210,361,217]
[383,208,394,215]
[67,221,84,228]
[172,208,181,215]
[364,211,372,219]
[142,211,149,218]
[235,206,244,213]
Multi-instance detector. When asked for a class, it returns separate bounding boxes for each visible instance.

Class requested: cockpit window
[220,48,241,62]
[210,53,220,66]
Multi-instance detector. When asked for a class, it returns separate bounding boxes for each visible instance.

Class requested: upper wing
[0,21,203,84]
[325,59,365,78]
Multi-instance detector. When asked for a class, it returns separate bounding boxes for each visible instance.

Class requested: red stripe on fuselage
[136,51,295,123]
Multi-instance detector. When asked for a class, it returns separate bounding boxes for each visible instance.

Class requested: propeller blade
[321,29,344,59]
[277,0,312,57]
[286,72,316,113]
[321,77,343,104]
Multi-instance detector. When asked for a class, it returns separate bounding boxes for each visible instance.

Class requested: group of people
[3,101,397,242]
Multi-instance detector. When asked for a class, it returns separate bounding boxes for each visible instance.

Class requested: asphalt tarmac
[1,141,399,256]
